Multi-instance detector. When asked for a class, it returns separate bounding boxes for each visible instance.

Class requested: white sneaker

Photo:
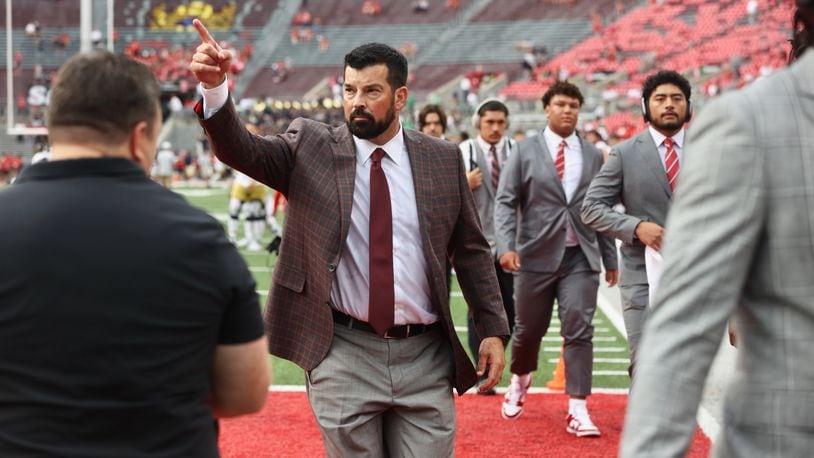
[247,240,263,252]
[234,238,249,248]
[566,408,600,437]
[501,374,531,420]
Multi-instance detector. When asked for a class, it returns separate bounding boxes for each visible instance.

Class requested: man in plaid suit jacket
[190,20,509,456]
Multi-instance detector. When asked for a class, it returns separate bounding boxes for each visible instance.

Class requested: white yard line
[267,385,630,395]
[549,357,629,364]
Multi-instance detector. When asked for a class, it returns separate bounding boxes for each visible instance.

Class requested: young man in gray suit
[460,99,517,394]
[581,70,692,378]
[495,82,618,436]
[622,2,814,456]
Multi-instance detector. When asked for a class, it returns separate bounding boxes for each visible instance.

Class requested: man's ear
[129,120,152,172]
[395,86,408,111]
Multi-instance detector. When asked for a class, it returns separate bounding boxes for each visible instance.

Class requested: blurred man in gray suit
[622,2,814,456]
[495,82,617,436]
[460,99,517,393]
[581,70,692,377]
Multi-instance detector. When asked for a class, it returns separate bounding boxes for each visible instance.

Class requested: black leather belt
[332,309,439,339]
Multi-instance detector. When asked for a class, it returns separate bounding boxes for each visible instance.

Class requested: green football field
[180,186,630,391]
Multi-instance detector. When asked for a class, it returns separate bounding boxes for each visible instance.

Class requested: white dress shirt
[648,126,685,172]
[476,135,507,178]
[543,127,582,246]
[200,79,436,325]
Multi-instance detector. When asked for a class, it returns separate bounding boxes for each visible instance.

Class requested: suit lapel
[404,130,433,242]
[330,124,357,247]
[576,136,594,193]
[535,134,567,201]
[404,130,442,297]
[638,131,672,198]
[471,141,495,198]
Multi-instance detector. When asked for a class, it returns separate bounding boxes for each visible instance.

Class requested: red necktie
[664,138,679,192]
[555,140,566,180]
[489,144,500,189]
[368,148,394,336]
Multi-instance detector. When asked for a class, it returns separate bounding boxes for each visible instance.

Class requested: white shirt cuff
[200,77,229,119]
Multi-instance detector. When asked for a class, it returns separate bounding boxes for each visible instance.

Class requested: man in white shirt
[495,82,618,436]
[581,70,692,378]
[154,141,176,188]
[189,20,509,457]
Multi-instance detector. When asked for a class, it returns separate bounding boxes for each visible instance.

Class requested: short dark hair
[47,51,160,144]
[418,104,447,132]
[344,43,408,90]
[541,81,584,108]
[642,70,691,103]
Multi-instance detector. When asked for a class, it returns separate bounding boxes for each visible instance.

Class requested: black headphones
[641,90,692,124]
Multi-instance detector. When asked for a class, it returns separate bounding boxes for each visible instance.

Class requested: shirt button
[328,264,337,272]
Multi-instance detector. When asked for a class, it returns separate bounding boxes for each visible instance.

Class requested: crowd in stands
[498,0,794,142]
[149,1,236,31]
[0,154,23,186]
[125,39,250,103]
[236,96,345,137]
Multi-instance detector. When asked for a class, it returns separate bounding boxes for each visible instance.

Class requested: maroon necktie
[368,148,394,336]
[489,145,500,189]
[664,138,679,192]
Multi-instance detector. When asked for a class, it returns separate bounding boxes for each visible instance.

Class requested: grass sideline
[180,186,630,391]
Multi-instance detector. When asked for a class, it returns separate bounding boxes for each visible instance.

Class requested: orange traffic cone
[546,346,566,391]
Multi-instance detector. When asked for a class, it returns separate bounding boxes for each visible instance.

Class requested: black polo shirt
[0,158,263,457]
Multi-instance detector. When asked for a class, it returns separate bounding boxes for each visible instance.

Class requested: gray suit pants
[619,282,648,379]
[510,247,599,397]
[306,324,455,458]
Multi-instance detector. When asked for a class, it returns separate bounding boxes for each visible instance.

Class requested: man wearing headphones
[460,99,516,393]
[581,70,691,378]
[622,2,814,455]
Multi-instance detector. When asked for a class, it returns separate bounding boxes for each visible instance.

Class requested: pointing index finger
[193,19,221,51]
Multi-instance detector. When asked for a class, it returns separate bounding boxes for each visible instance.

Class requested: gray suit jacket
[621,50,814,457]
[460,137,516,258]
[581,128,674,286]
[494,134,617,273]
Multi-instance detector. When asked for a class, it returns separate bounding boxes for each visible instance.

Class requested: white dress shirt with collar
[648,125,685,171]
[476,135,507,177]
[543,127,582,246]
[200,79,436,325]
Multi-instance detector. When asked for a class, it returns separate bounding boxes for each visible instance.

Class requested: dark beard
[650,113,686,132]
[346,106,396,139]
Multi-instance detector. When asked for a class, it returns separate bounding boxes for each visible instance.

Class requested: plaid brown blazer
[198,100,509,394]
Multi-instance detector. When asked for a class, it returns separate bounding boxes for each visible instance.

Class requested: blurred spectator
[292,8,313,26]
[52,33,70,51]
[25,21,43,51]
[747,0,759,24]
[318,35,330,52]
[91,29,103,47]
[361,0,382,16]
[584,130,612,161]
[413,0,430,13]
[154,141,176,188]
